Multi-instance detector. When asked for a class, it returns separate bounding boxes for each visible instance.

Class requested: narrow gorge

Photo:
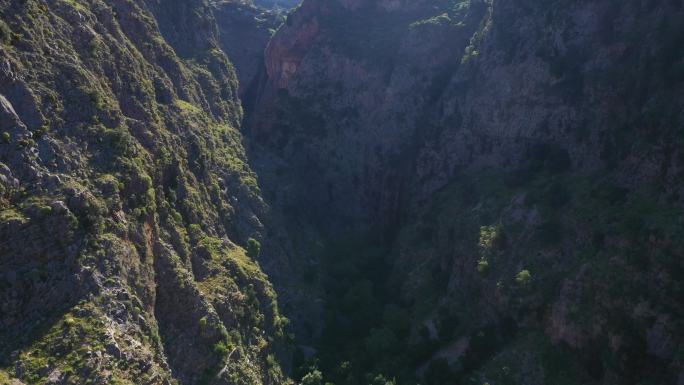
[1,1,682,385]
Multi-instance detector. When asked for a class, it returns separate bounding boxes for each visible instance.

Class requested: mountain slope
[249,0,684,384]
[0,0,289,384]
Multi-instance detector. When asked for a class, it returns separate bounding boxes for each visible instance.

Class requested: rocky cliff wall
[0,0,289,383]
[250,0,684,383]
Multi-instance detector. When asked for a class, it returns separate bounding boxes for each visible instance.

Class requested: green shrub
[301,369,323,385]
[199,316,208,330]
[247,237,261,259]
[0,20,11,44]
[479,226,498,251]
[515,269,532,285]
[188,224,203,243]
[104,127,135,157]
[1,132,10,143]
[33,125,49,140]
[63,316,76,328]
[38,205,53,216]
[370,374,396,385]
[477,258,490,273]
[213,340,230,362]
[18,138,35,147]
[88,90,106,110]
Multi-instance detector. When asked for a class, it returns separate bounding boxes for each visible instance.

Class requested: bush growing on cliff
[105,127,136,158]
[477,258,490,273]
[213,340,231,363]
[32,125,48,140]
[199,316,209,335]
[0,20,11,44]
[300,369,324,385]
[370,374,396,385]
[515,269,532,285]
[247,237,261,259]
[479,226,498,252]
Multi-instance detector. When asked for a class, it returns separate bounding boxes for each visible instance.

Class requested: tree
[301,369,323,385]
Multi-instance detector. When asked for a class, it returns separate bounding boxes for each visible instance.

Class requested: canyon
[1,0,683,385]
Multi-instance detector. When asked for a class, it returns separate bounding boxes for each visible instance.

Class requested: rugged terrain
[250,0,684,384]
[1,0,683,385]
[214,1,283,98]
[0,0,289,384]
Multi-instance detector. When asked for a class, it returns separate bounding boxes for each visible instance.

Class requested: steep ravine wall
[0,0,291,384]
[249,0,684,384]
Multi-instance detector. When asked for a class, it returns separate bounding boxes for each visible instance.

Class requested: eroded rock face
[263,0,321,90]
[2,0,683,383]
[0,0,288,383]
[213,1,282,97]
[252,0,491,229]
[250,0,684,382]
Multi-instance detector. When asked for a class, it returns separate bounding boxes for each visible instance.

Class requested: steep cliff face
[213,1,282,98]
[399,2,684,382]
[251,0,684,384]
[0,0,289,384]
[251,0,492,229]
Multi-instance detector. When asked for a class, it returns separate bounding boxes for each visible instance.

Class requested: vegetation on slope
[2,0,683,384]
[249,0,684,384]
[0,0,289,383]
